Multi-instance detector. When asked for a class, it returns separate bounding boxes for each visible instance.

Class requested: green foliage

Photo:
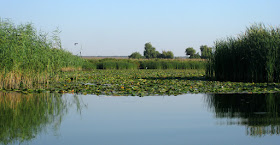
[128,52,144,59]
[47,69,280,96]
[0,19,88,89]
[155,50,161,58]
[207,23,280,83]
[0,19,86,73]
[88,59,138,70]
[82,61,97,70]
[185,47,196,56]
[185,47,198,58]
[160,51,174,59]
[200,45,212,59]
[144,42,158,59]
[139,59,206,69]
[87,59,206,70]
[190,53,201,59]
[142,42,175,59]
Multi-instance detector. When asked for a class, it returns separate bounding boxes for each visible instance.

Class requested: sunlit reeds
[87,58,206,70]
[0,19,90,89]
[207,23,280,82]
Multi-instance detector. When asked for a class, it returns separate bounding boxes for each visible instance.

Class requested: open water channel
[1,92,279,145]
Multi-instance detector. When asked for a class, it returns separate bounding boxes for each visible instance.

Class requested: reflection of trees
[0,92,84,145]
[205,93,280,137]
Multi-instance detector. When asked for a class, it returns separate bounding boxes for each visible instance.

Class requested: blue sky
[1,0,280,56]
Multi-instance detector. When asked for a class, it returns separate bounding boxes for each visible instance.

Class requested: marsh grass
[88,59,138,69]
[138,59,206,69]
[207,23,280,82]
[0,19,90,90]
[61,67,82,72]
[87,58,206,70]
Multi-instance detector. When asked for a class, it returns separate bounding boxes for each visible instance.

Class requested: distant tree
[144,42,158,59]
[200,45,212,59]
[161,51,174,59]
[167,51,174,59]
[156,51,161,58]
[185,47,196,58]
[128,52,143,59]
[191,52,201,59]
[143,42,174,59]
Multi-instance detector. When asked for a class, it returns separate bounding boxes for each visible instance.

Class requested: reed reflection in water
[205,93,280,137]
[0,92,85,145]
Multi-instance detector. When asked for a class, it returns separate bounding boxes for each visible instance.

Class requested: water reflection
[205,93,280,137]
[0,92,85,145]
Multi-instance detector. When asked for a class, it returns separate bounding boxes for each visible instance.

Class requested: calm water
[1,92,280,145]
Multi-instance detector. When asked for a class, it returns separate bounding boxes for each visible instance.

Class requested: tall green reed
[207,23,280,82]
[89,59,139,70]
[139,59,206,69]
[87,58,206,70]
[0,19,88,89]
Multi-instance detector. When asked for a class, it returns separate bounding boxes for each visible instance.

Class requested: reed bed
[0,19,90,89]
[139,59,206,69]
[87,58,206,70]
[87,59,137,69]
[207,23,280,82]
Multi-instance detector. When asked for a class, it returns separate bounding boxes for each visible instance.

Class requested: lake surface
[1,92,280,145]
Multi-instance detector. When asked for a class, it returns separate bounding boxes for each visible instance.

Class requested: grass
[87,58,206,70]
[95,59,138,69]
[207,23,280,83]
[0,19,91,90]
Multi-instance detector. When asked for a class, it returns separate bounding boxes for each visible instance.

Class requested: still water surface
[1,92,279,145]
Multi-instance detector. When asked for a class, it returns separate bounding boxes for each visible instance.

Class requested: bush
[128,52,144,59]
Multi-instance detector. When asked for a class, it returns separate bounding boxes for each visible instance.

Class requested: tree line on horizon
[129,42,212,59]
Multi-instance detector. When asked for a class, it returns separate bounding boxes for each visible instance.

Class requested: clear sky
[1,0,280,56]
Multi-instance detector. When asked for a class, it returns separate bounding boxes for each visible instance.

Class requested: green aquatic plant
[0,18,90,90]
[87,58,206,70]
[207,23,280,83]
[1,69,280,96]
[39,69,280,96]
